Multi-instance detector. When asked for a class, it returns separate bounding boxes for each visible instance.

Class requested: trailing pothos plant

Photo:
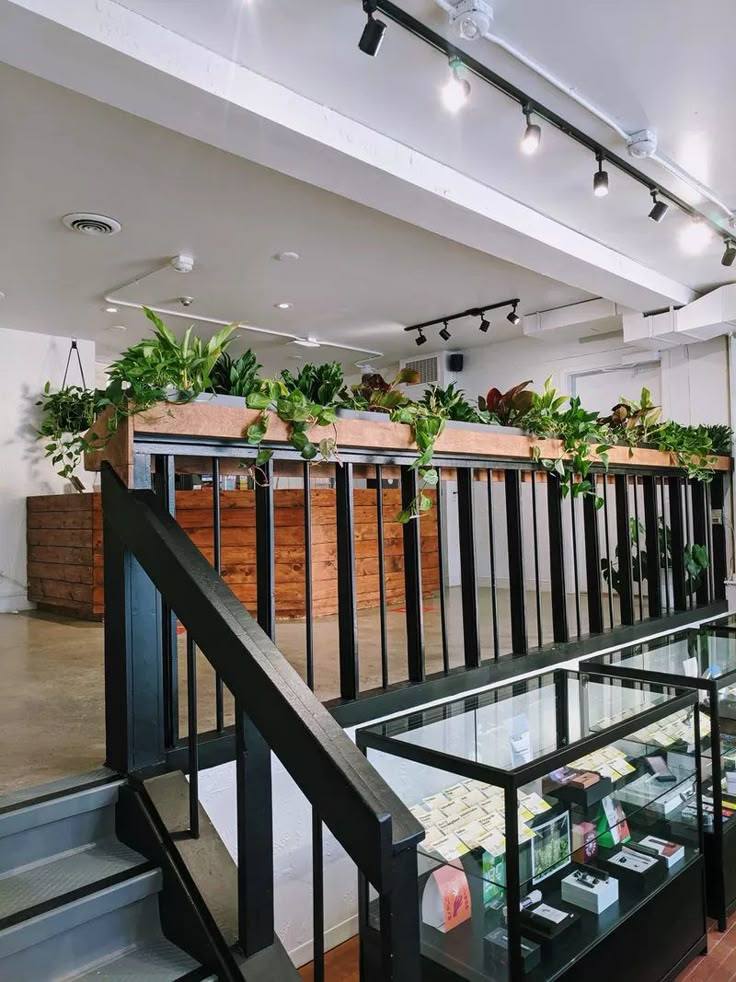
[243,362,345,468]
[36,384,102,491]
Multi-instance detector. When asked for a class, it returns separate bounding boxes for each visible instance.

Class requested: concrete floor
[0,585,607,793]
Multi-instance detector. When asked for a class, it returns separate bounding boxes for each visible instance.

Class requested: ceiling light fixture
[275,302,293,309]
[679,217,713,255]
[105,306,118,314]
[648,190,669,223]
[439,320,452,341]
[521,104,541,155]
[507,302,521,326]
[722,240,736,268]
[405,298,520,341]
[479,315,490,333]
[292,337,321,348]
[274,251,300,262]
[593,153,609,197]
[358,0,387,56]
[415,329,427,347]
[441,57,471,113]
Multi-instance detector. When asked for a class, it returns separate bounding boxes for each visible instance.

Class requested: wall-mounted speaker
[448,353,464,373]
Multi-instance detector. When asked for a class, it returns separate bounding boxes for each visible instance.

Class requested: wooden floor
[298,918,736,981]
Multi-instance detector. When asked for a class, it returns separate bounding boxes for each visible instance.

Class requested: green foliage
[654,420,718,481]
[343,367,420,413]
[703,423,733,456]
[478,380,534,426]
[601,517,709,596]
[598,387,662,446]
[391,402,446,523]
[280,361,344,407]
[36,383,101,488]
[210,350,262,398]
[420,383,480,422]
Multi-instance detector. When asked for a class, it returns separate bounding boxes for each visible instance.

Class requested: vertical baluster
[615,474,635,625]
[583,474,604,634]
[602,477,615,628]
[186,633,199,839]
[669,476,687,611]
[643,476,662,618]
[457,468,481,667]
[570,486,582,638]
[660,477,672,613]
[304,462,315,691]
[711,473,728,601]
[684,478,693,609]
[706,480,717,601]
[401,466,425,684]
[312,811,324,982]
[505,470,528,656]
[632,475,644,621]
[157,454,179,749]
[434,467,450,673]
[547,473,569,643]
[487,469,501,659]
[530,471,543,648]
[691,478,710,607]
[212,457,224,733]
[336,463,359,698]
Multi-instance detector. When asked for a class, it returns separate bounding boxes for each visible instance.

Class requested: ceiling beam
[0,0,695,311]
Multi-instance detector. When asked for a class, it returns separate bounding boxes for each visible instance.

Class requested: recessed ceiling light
[275,302,293,309]
[105,306,118,314]
[292,337,320,348]
[107,324,127,332]
[274,251,300,262]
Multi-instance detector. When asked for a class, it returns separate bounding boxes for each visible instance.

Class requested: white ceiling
[0,64,590,368]
[114,0,736,292]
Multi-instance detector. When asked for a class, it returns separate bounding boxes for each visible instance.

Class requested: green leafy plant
[420,383,480,422]
[210,349,262,398]
[343,367,420,413]
[654,421,718,481]
[703,424,733,456]
[36,384,101,488]
[598,387,662,446]
[601,517,709,596]
[478,380,534,426]
[280,361,344,407]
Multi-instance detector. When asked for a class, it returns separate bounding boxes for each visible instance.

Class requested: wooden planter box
[26,487,438,621]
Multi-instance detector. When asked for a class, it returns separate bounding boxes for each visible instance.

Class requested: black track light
[479,315,490,333]
[723,240,736,268]
[439,321,452,341]
[521,105,541,155]
[648,190,669,223]
[507,303,520,326]
[415,329,427,346]
[358,1,386,56]
[593,153,609,198]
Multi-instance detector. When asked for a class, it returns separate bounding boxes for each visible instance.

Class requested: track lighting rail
[404,298,520,332]
[371,0,732,246]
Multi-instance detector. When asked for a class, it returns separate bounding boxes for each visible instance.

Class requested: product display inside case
[582,623,736,928]
[356,671,705,981]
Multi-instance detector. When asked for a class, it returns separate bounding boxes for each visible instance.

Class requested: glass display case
[356,670,706,981]
[583,621,736,930]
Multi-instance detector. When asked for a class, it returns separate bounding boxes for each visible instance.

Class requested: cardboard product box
[485,927,541,975]
[561,869,619,914]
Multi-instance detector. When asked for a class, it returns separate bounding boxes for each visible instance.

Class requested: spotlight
[648,190,669,223]
[415,330,427,347]
[507,303,520,326]
[679,217,713,255]
[722,239,736,268]
[479,315,490,333]
[441,58,471,113]
[439,321,452,341]
[593,154,609,197]
[358,1,386,56]
[521,106,541,155]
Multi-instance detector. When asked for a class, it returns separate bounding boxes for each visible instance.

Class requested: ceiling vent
[62,213,122,236]
[401,354,441,385]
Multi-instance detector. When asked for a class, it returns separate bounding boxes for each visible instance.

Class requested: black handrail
[101,463,423,891]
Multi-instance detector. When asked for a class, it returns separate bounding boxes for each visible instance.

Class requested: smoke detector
[449,0,493,40]
[62,213,122,236]
[171,254,195,273]
[627,129,658,159]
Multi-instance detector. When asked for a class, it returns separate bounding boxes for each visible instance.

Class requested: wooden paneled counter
[27,487,438,621]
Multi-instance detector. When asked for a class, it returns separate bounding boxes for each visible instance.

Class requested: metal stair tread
[70,936,202,980]
[0,770,118,817]
[0,781,124,840]
[0,836,149,925]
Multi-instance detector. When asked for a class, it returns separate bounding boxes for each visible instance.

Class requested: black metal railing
[102,463,423,981]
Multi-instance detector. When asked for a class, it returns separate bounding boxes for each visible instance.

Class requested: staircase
[0,774,216,981]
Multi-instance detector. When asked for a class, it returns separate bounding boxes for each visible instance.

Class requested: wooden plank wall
[26,488,439,621]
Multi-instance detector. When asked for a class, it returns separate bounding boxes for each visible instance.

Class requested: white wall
[0,328,95,611]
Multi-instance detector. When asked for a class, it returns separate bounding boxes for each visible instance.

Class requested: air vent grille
[402,355,440,385]
[62,213,122,236]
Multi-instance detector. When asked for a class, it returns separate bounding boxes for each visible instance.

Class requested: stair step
[0,870,164,980]
[0,770,117,816]
[0,781,124,875]
[71,936,202,980]
[0,836,149,926]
